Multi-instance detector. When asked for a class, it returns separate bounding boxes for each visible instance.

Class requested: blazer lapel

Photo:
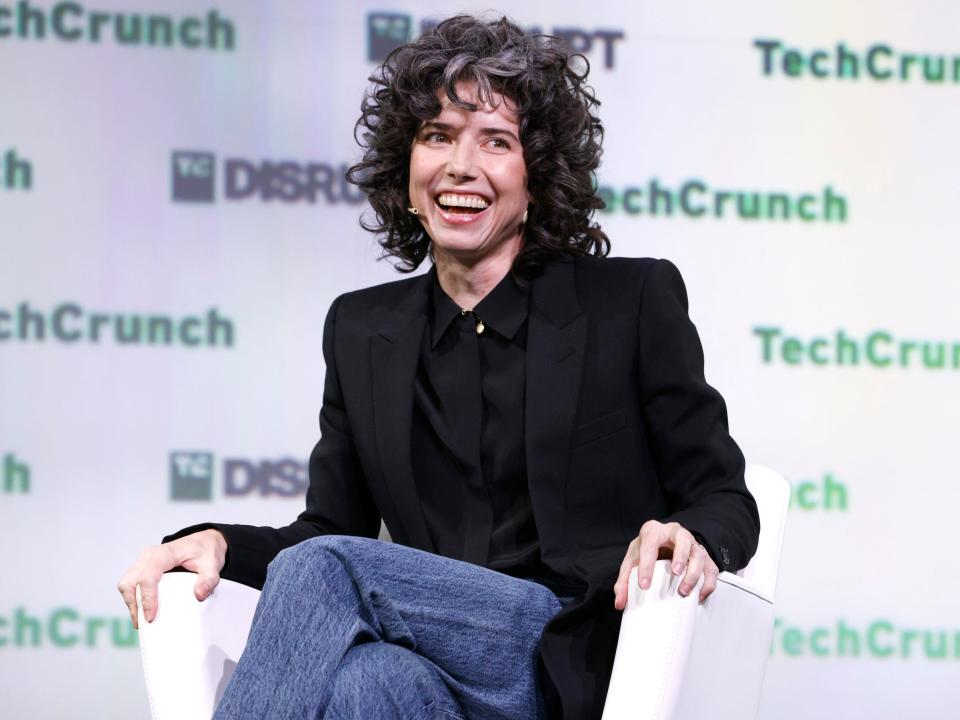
[370,271,435,552]
[525,260,588,548]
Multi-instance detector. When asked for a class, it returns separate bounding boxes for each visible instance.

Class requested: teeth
[437,193,489,209]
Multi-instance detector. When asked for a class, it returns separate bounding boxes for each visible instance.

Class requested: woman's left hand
[613,520,720,610]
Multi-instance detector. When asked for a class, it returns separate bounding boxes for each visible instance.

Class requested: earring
[521,208,528,224]
[408,207,420,216]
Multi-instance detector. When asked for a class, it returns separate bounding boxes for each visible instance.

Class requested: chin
[430,228,520,261]
[433,241,489,261]
[431,230,487,252]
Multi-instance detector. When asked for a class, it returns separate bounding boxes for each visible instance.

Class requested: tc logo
[171,151,215,202]
[170,451,214,500]
[367,12,412,62]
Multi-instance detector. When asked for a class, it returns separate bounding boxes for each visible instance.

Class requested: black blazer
[176,255,760,720]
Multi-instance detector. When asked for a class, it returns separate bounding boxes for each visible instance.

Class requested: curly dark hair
[346,14,610,279]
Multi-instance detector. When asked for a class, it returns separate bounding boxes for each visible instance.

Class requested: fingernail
[640,577,650,589]
[673,563,683,574]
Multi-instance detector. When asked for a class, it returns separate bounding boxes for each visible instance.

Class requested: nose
[446,139,478,180]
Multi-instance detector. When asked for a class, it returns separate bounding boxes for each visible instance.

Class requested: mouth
[434,192,491,224]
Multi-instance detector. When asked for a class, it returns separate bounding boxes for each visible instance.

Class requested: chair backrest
[737,465,790,601]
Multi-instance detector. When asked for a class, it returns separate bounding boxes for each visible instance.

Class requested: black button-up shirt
[411,268,580,594]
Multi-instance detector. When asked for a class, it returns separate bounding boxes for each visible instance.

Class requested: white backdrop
[1,1,958,718]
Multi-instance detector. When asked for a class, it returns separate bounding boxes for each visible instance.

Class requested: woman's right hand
[117,528,228,629]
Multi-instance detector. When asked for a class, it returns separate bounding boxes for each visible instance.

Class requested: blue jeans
[213,536,563,720]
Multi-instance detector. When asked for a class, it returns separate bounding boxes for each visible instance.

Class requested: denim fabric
[213,536,563,720]
[325,643,462,719]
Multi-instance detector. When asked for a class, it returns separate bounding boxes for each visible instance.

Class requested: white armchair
[601,465,789,719]
[138,465,788,720]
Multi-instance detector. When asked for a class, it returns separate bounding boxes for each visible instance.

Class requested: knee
[271,534,388,577]
[268,535,353,580]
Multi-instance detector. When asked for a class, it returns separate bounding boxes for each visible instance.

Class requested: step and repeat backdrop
[1,0,958,717]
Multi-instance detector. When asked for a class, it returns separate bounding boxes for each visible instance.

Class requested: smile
[434,192,491,225]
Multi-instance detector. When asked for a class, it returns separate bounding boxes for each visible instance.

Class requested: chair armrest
[137,573,261,720]
[602,560,774,720]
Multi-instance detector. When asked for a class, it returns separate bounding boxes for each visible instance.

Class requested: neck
[433,236,522,310]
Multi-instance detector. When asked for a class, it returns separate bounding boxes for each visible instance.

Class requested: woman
[119,15,759,720]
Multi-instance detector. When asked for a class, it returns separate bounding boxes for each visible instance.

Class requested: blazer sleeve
[163,293,381,589]
[637,258,760,572]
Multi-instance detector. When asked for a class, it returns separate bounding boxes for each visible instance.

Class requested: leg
[324,642,464,720]
[213,535,561,720]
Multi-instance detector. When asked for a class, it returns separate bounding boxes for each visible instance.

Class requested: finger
[635,522,664,591]
[139,573,163,623]
[613,538,640,610]
[699,559,720,603]
[117,548,153,629]
[670,531,696,577]
[138,545,176,623]
[192,561,222,602]
[679,543,706,597]
[117,576,140,629]
[118,565,143,628]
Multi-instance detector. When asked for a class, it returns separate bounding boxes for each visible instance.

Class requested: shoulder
[331,272,427,318]
[567,254,686,304]
[570,254,682,282]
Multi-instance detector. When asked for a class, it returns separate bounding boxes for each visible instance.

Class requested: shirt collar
[430,266,529,348]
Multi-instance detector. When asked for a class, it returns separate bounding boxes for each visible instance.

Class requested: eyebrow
[421,121,520,143]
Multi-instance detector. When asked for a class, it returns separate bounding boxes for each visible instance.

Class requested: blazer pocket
[571,408,627,448]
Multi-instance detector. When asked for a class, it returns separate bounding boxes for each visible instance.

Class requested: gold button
[476,321,485,334]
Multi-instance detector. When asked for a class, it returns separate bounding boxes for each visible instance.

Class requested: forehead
[430,81,520,127]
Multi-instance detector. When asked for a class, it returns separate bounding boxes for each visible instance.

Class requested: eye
[486,137,511,150]
[424,131,449,143]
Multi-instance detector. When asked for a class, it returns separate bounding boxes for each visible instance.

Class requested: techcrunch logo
[0,302,234,348]
[755,327,960,370]
[755,38,960,85]
[0,2,234,50]
[597,180,847,223]
[170,451,309,501]
[368,12,624,69]
[1,148,31,190]
[171,151,365,205]
[0,607,135,649]
[3,453,30,494]
[772,618,960,660]
[789,473,847,512]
